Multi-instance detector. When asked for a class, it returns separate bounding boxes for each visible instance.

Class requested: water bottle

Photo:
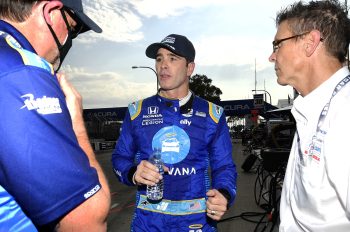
[146,149,164,202]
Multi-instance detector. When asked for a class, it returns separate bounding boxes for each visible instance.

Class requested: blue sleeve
[112,109,137,186]
[209,112,237,206]
[0,67,101,226]
[0,185,37,232]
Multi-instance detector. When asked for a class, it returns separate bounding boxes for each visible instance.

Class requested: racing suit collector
[112,34,237,232]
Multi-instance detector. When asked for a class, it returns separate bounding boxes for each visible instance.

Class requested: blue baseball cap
[146,34,195,62]
[61,0,102,33]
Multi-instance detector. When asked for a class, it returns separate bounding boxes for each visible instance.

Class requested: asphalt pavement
[96,139,280,232]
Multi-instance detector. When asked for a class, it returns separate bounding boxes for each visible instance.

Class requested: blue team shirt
[0,20,101,227]
[0,185,37,231]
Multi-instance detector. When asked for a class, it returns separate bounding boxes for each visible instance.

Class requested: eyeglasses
[61,7,83,39]
[272,32,310,53]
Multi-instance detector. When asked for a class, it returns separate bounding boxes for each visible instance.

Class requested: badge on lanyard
[310,136,321,164]
[298,75,350,167]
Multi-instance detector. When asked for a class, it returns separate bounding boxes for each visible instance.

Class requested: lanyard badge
[297,75,350,167]
[308,131,325,165]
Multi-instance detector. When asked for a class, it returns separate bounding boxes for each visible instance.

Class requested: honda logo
[148,106,159,115]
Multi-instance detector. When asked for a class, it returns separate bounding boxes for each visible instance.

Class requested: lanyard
[297,75,350,165]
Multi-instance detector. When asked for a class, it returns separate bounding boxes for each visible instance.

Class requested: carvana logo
[152,126,190,164]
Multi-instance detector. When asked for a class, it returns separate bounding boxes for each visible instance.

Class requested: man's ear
[41,0,64,26]
[305,30,322,57]
[187,62,195,77]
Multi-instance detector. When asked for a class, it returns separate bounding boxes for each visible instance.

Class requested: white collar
[292,66,350,121]
[179,91,192,107]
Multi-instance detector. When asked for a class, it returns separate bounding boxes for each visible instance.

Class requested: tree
[189,74,222,102]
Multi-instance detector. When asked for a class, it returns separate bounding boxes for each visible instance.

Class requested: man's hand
[206,189,228,220]
[133,160,169,186]
[56,73,111,231]
[56,73,85,136]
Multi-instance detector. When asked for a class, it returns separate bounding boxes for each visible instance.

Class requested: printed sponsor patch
[152,126,190,164]
[195,111,206,118]
[189,202,201,211]
[20,94,62,115]
[84,185,101,199]
[189,224,203,229]
[129,100,143,120]
[209,102,223,123]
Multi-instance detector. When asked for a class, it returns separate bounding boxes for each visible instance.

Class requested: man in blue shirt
[0,0,110,230]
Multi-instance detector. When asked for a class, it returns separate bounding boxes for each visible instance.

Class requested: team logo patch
[162,36,175,44]
[215,105,222,115]
[209,102,223,123]
[20,93,62,115]
[129,100,143,120]
[142,105,163,126]
[148,106,159,115]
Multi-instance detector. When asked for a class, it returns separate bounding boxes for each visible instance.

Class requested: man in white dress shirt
[269,0,350,231]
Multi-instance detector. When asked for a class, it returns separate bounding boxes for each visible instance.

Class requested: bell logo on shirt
[20,93,62,115]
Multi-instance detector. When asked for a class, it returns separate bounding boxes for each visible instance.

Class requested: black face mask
[45,8,73,71]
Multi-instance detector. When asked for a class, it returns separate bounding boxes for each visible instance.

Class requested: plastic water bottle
[146,149,164,202]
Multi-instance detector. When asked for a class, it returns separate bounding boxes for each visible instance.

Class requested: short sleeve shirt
[0,20,101,226]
